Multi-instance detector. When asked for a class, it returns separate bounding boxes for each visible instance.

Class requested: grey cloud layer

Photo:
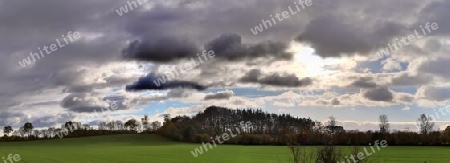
[122,33,292,62]
[1,0,450,127]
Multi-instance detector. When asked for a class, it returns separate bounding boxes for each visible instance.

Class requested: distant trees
[328,116,336,127]
[379,114,390,134]
[141,115,149,131]
[159,106,316,144]
[23,122,33,137]
[163,114,171,124]
[445,126,450,134]
[107,120,123,130]
[151,121,162,131]
[64,121,74,130]
[325,116,343,134]
[32,130,40,137]
[286,127,308,163]
[47,127,55,138]
[157,107,450,146]
[82,124,91,130]
[2,106,450,147]
[125,119,139,131]
[3,126,13,137]
[417,114,435,135]
[326,116,336,134]
[98,122,108,130]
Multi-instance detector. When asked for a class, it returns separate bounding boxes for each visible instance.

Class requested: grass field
[0,134,449,163]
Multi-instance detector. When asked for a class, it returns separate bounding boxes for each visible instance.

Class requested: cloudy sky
[1,0,450,132]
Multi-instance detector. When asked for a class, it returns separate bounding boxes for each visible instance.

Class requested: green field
[0,134,449,163]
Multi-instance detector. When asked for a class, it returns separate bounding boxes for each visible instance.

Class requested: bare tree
[3,126,13,136]
[23,122,33,138]
[48,127,55,138]
[379,114,390,134]
[163,114,171,123]
[125,119,139,131]
[285,127,300,163]
[417,114,434,134]
[32,130,40,138]
[82,124,90,130]
[326,116,338,134]
[151,121,162,131]
[40,129,49,138]
[286,127,309,163]
[328,116,336,127]
[141,115,149,131]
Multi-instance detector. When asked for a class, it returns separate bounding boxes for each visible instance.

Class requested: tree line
[158,106,450,146]
[2,105,450,146]
[1,115,162,141]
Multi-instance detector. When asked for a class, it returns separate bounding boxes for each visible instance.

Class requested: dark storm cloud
[240,69,263,83]
[363,87,393,102]
[2,0,450,118]
[296,14,405,57]
[0,0,122,53]
[126,73,207,91]
[259,74,312,87]
[240,69,312,87]
[124,0,305,43]
[0,0,129,109]
[122,33,292,62]
[122,38,200,62]
[205,34,292,61]
[417,0,450,35]
[0,0,126,70]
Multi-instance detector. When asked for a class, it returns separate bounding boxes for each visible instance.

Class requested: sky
[1,0,450,132]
